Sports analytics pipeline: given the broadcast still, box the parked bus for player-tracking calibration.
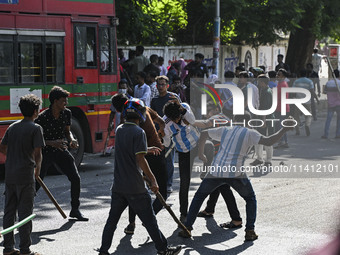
[0,0,119,169]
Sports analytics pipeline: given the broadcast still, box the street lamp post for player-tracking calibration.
[212,0,220,77]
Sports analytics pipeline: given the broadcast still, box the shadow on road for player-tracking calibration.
[31,220,76,244]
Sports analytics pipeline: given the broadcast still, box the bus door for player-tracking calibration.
[98,25,118,137]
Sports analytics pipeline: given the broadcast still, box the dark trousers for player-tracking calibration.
[36,150,81,209]
[203,184,242,221]
[178,141,214,216]
[311,96,317,119]
[128,152,168,223]
[3,183,35,254]
[99,191,167,253]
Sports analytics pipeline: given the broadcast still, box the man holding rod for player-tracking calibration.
[0,94,44,255]
[35,86,88,221]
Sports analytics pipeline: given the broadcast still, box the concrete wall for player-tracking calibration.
[118,42,288,78]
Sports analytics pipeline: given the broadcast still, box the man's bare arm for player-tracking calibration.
[136,153,159,193]
[65,126,78,149]
[34,147,42,179]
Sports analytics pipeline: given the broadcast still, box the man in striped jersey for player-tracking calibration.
[194,102,242,228]
[163,100,214,223]
[178,112,294,241]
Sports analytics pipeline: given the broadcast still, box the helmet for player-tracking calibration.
[122,98,146,122]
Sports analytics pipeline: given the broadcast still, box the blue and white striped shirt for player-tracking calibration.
[208,126,261,178]
[163,103,199,153]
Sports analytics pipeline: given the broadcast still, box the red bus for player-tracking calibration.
[0,0,119,168]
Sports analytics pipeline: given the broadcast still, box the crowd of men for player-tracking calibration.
[1,45,339,255]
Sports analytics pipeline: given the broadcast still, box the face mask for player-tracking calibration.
[118,89,127,95]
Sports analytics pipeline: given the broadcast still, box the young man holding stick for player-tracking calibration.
[98,98,181,255]
[0,94,45,255]
[35,86,88,221]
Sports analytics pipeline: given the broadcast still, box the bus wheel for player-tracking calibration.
[70,117,85,167]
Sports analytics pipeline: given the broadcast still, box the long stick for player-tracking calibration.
[143,177,191,236]
[102,130,111,156]
[36,176,67,219]
[325,56,340,93]
[0,214,36,237]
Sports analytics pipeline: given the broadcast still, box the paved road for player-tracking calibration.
[0,109,339,255]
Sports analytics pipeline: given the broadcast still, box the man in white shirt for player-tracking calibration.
[238,71,259,112]
[163,100,214,223]
[179,113,294,241]
[321,69,340,139]
[312,48,323,74]
[134,71,151,107]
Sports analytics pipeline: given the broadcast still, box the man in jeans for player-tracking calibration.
[151,75,181,193]
[163,100,214,223]
[98,98,181,255]
[178,113,294,241]
[321,69,340,139]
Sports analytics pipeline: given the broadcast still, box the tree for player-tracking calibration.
[286,0,340,74]
[115,0,340,72]
[178,0,340,73]
[175,0,213,45]
[116,0,187,45]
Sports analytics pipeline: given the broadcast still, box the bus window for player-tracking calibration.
[0,36,14,84]
[75,25,96,68]
[99,26,117,74]
[18,41,43,83]
[46,37,64,83]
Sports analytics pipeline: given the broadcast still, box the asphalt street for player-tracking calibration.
[0,108,339,255]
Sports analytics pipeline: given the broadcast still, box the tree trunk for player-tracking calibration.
[285,5,318,76]
[286,29,315,75]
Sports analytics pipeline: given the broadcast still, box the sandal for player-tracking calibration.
[4,249,20,255]
[219,221,242,229]
[197,210,214,218]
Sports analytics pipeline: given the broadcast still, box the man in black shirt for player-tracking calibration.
[275,54,290,73]
[184,53,209,78]
[35,86,88,221]
[143,54,161,76]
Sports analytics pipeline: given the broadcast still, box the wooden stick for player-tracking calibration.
[102,130,111,156]
[325,56,340,93]
[36,176,67,219]
[143,177,191,236]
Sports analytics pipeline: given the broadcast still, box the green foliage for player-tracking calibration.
[116,0,340,46]
[116,0,186,45]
